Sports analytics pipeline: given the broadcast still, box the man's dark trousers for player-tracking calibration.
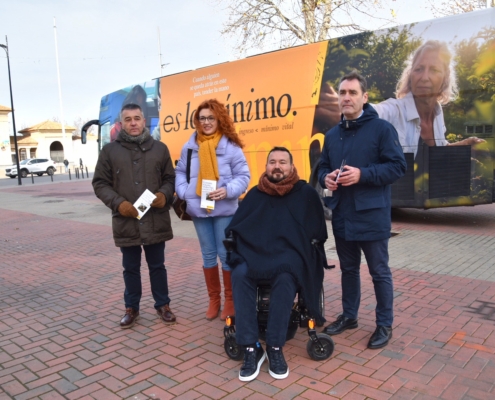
[335,237,393,327]
[231,262,298,347]
[121,241,170,311]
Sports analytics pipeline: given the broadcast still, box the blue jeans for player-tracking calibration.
[335,237,393,327]
[121,241,170,311]
[231,261,298,347]
[192,216,233,271]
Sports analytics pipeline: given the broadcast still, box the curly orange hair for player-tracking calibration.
[194,99,244,148]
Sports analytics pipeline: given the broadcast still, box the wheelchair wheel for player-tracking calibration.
[224,333,244,361]
[306,334,334,361]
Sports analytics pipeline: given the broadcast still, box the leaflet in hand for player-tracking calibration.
[133,189,157,220]
[200,179,216,210]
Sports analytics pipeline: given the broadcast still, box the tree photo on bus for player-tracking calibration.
[81,7,495,210]
[312,10,495,208]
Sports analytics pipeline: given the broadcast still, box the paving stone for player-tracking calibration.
[58,368,85,384]
[1,181,495,399]
[49,378,78,395]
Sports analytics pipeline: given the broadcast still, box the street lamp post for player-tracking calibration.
[1,35,22,186]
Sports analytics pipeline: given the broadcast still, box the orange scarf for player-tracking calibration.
[196,131,222,196]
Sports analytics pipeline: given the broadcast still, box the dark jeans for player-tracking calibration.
[231,262,297,347]
[335,236,393,327]
[121,241,170,311]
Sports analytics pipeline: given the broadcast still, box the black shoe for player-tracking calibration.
[266,346,289,379]
[368,326,392,349]
[323,315,358,335]
[120,308,139,329]
[239,343,266,382]
[156,304,177,325]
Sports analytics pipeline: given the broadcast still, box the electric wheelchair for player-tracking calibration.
[222,232,335,362]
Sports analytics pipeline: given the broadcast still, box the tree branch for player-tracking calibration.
[215,0,403,55]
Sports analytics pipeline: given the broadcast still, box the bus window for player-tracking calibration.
[100,122,111,148]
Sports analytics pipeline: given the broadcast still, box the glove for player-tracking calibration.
[151,192,166,208]
[118,201,139,218]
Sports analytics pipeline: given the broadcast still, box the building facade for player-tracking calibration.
[0,110,98,177]
[0,105,12,168]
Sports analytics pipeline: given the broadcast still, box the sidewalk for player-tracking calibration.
[1,180,494,399]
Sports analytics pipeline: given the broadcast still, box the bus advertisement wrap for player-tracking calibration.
[98,81,160,148]
[312,8,495,208]
[87,8,495,209]
[159,41,327,184]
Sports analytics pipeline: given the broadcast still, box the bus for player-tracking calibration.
[82,7,495,209]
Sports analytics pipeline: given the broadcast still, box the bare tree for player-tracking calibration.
[18,122,30,131]
[72,117,96,137]
[215,0,397,56]
[48,116,82,138]
[428,0,493,17]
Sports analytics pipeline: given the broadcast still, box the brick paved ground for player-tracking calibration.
[1,180,494,399]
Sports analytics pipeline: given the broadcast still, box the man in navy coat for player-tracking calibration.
[318,71,406,349]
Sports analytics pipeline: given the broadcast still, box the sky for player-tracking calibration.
[0,0,479,132]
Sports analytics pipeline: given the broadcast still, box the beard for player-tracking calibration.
[266,169,286,183]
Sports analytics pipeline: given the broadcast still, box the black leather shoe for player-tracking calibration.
[367,326,392,349]
[120,308,139,329]
[323,315,358,335]
[157,304,177,325]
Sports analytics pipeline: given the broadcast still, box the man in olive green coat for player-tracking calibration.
[92,103,176,329]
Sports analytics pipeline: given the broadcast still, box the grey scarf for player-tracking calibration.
[120,127,151,144]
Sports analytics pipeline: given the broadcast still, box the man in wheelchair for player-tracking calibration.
[224,147,328,382]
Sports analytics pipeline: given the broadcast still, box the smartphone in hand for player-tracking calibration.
[335,159,346,181]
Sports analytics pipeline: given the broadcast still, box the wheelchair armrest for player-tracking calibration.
[311,239,335,269]
[223,230,236,252]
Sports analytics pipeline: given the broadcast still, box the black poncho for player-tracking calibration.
[225,180,328,323]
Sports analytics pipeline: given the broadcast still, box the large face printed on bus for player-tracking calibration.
[121,108,146,136]
[338,79,368,120]
[266,150,293,183]
[410,49,446,99]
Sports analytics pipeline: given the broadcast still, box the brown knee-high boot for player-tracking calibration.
[221,269,235,320]
[204,266,221,320]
